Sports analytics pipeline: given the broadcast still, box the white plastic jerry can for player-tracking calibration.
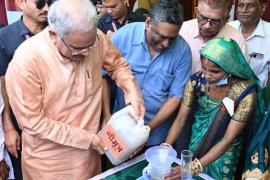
[99,105,150,165]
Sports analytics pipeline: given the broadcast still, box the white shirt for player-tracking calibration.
[0,81,14,179]
[229,19,270,88]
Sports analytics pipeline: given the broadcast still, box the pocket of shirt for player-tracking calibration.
[157,71,175,93]
[249,53,264,75]
[86,68,102,95]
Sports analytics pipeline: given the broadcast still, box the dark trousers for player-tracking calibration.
[8,150,23,180]
[9,112,23,180]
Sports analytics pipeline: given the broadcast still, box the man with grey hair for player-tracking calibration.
[180,0,247,74]
[110,0,192,147]
[229,0,270,90]
[5,0,144,179]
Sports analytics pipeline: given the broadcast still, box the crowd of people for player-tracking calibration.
[0,0,269,179]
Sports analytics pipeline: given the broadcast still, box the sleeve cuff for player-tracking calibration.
[169,93,182,99]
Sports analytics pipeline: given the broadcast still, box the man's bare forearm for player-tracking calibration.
[148,97,181,130]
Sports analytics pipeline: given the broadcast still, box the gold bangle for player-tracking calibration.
[192,158,203,176]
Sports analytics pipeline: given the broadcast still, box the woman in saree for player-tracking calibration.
[164,38,264,180]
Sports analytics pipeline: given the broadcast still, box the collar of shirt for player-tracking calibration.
[17,16,34,38]
[132,23,145,46]
[246,19,265,40]
[132,23,176,53]
[233,19,265,40]
[191,20,201,39]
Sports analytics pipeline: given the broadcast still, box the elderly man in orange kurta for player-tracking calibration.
[5,0,145,179]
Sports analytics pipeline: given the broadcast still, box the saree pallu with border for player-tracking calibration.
[242,104,270,179]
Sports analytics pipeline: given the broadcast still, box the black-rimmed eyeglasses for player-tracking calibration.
[197,13,224,26]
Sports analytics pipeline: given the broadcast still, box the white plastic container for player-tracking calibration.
[99,106,150,165]
[145,146,177,180]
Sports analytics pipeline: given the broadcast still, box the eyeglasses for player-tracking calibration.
[61,35,99,56]
[35,0,55,9]
[197,13,224,26]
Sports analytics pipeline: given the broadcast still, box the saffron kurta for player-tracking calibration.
[5,28,136,180]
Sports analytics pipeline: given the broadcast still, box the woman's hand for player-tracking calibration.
[164,165,181,180]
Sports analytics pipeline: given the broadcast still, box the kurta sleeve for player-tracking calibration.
[100,31,141,100]
[5,58,93,150]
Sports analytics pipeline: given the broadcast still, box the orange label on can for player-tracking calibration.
[100,124,127,158]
